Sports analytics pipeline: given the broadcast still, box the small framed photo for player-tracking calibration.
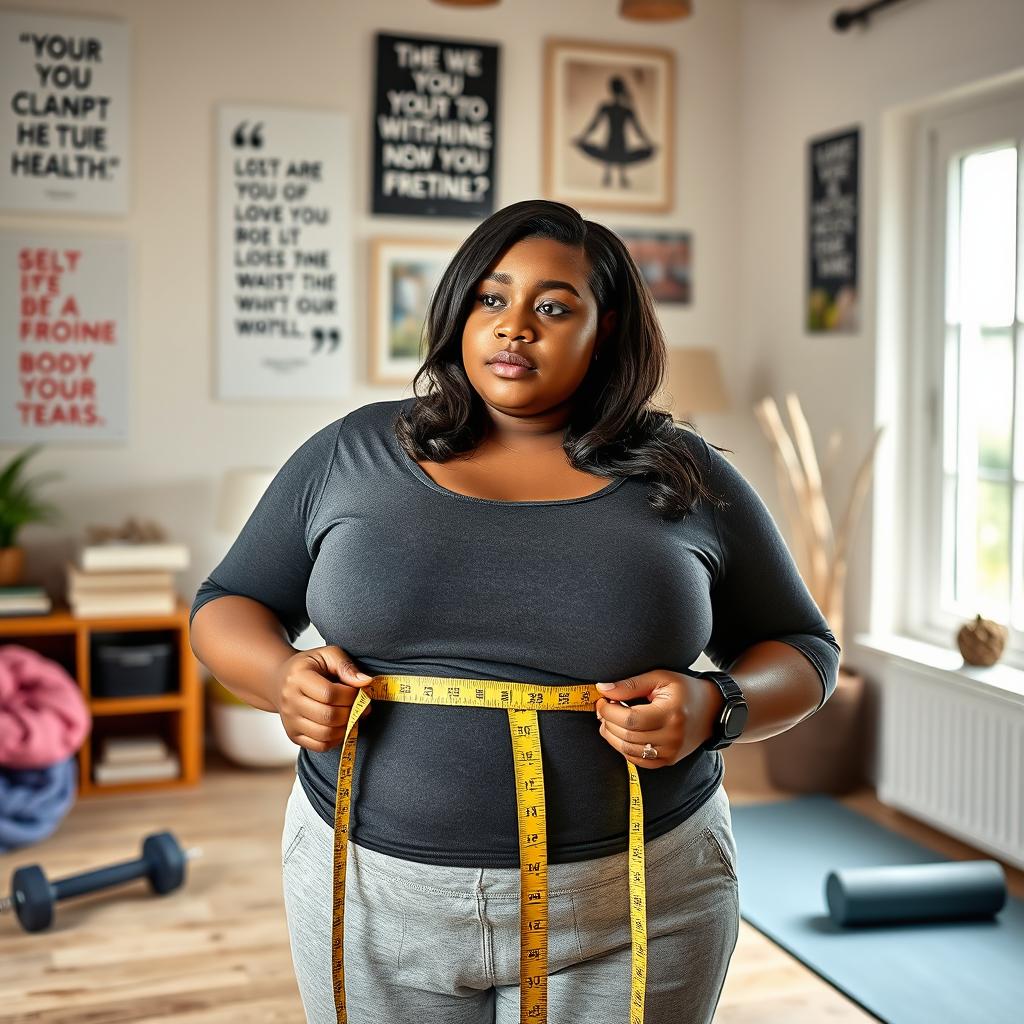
[544,38,674,213]
[616,229,692,304]
[368,237,458,387]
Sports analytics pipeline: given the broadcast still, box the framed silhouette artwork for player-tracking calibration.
[543,38,674,214]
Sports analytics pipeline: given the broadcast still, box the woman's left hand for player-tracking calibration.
[594,670,721,768]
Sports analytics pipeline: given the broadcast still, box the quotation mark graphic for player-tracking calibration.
[232,121,265,148]
[312,328,341,352]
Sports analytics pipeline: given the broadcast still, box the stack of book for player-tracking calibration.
[0,584,52,617]
[93,734,180,785]
[67,540,190,617]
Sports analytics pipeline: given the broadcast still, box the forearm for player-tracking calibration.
[713,639,824,743]
[189,595,296,713]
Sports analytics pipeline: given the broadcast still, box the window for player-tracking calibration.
[914,90,1023,666]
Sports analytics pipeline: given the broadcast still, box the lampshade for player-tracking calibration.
[621,0,693,20]
[215,467,275,535]
[656,346,730,421]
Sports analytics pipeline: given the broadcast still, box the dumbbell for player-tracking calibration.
[0,830,202,932]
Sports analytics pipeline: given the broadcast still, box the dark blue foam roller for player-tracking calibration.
[825,860,1007,927]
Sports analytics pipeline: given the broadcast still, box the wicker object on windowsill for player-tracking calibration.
[956,614,1008,667]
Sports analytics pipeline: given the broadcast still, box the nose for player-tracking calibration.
[494,322,535,342]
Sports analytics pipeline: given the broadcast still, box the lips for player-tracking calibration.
[488,349,535,369]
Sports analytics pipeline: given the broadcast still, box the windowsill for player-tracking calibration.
[852,631,1024,703]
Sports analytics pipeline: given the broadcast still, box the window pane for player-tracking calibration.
[958,146,1017,328]
[1017,329,1024,482]
[946,139,1020,625]
[1014,479,1024,631]
[975,478,1012,612]
[976,327,1014,474]
[943,324,959,475]
[953,322,1015,614]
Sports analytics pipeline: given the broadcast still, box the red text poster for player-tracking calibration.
[1,232,131,442]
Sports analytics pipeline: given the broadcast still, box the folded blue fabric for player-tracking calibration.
[0,757,78,852]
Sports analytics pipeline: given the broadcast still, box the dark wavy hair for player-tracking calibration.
[393,198,731,521]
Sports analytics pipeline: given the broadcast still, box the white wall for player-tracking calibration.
[0,0,741,605]
[4,0,1024,671]
[732,0,1024,666]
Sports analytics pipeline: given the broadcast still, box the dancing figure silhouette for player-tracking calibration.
[572,75,657,188]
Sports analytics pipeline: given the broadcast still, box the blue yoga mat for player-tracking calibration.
[729,793,1024,1024]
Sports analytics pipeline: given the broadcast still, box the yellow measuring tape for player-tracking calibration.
[329,674,649,1024]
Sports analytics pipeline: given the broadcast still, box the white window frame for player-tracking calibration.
[905,89,1024,669]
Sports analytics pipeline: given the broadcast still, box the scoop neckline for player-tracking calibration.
[400,446,626,507]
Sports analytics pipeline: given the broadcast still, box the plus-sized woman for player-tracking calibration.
[190,198,841,1024]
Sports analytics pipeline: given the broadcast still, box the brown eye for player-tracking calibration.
[538,302,568,316]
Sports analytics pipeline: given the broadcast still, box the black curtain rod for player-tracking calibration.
[833,0,914,31]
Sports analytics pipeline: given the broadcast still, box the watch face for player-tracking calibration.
[723,702,748,739]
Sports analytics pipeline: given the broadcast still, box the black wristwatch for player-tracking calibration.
[698,670,749,751]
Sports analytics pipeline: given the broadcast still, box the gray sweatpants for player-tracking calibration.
[280,772,740,1024]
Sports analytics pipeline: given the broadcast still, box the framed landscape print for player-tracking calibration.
[617,229,692,304]
[368,237,457,386]
[544,38,674,213]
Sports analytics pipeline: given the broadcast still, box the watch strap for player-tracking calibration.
[697,669,747,752]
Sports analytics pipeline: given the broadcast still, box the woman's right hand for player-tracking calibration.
[271,645,376,753]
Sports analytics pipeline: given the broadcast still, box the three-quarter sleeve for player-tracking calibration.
[189,415,346,645]
[697,435,842,712]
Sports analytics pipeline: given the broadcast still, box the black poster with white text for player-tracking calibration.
[372,31,499,219]
[807,126,860,333]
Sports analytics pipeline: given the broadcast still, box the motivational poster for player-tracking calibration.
[216,105,354,400]
[372,31,499,219]
[0,232,132,443]
[0,10,130,215]
[807,126,860,333]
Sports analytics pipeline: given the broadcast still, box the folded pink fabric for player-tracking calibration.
[0,644,91,768]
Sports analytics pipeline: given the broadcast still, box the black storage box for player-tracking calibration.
[91,632,176,697]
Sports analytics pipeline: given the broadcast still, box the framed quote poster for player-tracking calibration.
[0,9,130,215]
[0,231,132,443]
[368,237,458,387]
[807,126,860,333]
[544,38,674,213]
[216,104,354,400]
[372,31,500,219]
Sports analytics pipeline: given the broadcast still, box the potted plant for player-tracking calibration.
[0,444,64,587]
[751,393,885,794]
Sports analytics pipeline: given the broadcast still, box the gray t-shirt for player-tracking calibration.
[190,396,840,867]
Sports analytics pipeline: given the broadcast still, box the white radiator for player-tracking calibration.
[877,658,1024,870]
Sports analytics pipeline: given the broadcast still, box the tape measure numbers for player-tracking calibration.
[330,675,649,1024]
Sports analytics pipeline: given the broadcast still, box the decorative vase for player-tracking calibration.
[762,665,868,795]
[0,546,25,586]
[206,675,297,767]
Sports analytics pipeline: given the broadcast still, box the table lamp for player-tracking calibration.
[656,346,731,425]
[215,468,275,536]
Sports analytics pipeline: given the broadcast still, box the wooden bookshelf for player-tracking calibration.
[0,597,203,795]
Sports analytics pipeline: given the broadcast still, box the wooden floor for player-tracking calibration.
[1,743,1020,1023]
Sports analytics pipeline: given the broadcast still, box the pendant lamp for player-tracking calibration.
[621,0,693,19]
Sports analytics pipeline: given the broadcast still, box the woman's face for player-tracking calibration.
[462,237,616,423]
